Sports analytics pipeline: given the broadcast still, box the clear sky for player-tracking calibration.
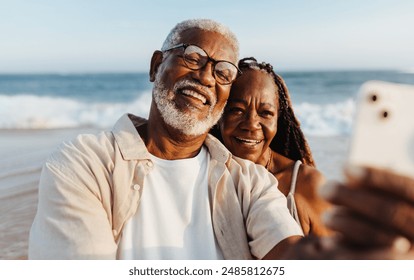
[1,0,413,73]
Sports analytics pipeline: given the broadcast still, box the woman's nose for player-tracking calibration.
[240,112,261,130]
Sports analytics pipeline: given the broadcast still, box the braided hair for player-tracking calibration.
[235,57,316,167]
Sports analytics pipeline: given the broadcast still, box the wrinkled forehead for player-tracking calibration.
[231,68,279,99]
[177,28,238,64]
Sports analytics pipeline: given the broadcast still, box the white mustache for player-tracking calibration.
[173,79,216,106]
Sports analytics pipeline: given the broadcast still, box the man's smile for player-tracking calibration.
[178,88,208,105]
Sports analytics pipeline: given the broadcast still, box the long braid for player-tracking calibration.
[238,57,316,167]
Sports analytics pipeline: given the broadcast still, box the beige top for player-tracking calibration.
[28,113,302,260]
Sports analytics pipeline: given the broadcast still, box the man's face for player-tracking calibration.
[151,29,238,136]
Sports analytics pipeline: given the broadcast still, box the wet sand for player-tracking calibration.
[0,128,100,260]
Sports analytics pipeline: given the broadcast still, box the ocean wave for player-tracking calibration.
[398,68,414,74]
[294,98,355,136]
[0,94,355,136]
[0,93,152,129]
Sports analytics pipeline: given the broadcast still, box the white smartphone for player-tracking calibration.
[347,80,414,178]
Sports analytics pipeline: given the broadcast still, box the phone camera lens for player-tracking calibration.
[382,110,389,119]
[370,94,378,102]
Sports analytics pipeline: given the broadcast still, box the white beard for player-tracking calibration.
[152,72,224,136]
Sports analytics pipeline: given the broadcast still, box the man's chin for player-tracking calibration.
[161,111,211,136]
[173,99,214,121]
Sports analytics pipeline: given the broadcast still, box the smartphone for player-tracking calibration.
[347,80,414,178]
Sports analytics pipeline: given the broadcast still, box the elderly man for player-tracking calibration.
[29,19,303,260]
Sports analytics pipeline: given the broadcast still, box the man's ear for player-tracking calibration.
[149,50,163,82]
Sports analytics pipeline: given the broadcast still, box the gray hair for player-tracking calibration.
[161,19,239,59]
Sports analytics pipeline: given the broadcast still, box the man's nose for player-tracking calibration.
[193,62,216,87]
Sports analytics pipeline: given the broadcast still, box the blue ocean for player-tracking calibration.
[1,71,414,136]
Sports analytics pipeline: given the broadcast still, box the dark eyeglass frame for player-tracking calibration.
[163,43,242,85]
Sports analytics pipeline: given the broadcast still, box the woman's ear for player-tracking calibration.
[149,50,163,82]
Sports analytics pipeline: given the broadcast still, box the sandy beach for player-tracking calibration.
[0,127,101,260]
[0,128,349,260]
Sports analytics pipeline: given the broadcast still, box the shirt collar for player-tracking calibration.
[112,113,232,164]
[204,133,232,164]
[112,113,150,160]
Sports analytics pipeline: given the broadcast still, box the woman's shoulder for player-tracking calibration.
[295,164,331,236]
[272,152,325,194]
[272,152,295,174]
[297,164,325,191]
[294,164,326,206]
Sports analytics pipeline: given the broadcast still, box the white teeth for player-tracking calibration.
[181,89,207,104]
[235,137,262,145]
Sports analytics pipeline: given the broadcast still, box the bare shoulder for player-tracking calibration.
[295,164,328,208]
[295,164,331,236]
[297,164,326,194]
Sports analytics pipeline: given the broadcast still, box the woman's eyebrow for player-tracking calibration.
[227,98,247,105]
[259,102,277,109]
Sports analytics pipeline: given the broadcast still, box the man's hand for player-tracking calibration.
[280,166,414,260]
[319,166,414,254]
[281,235,414,260]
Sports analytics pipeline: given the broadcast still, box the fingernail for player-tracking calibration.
[345,164,366,179]
[318,181,339,200]
[393,237,411,253]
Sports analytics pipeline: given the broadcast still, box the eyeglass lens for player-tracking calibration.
[183,45,237,84]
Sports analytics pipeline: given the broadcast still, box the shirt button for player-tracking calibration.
[132,184,141,191]
[146,161,153,167]
[112,229,118,236]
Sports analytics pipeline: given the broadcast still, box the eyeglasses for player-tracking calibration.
[163,43,241,85]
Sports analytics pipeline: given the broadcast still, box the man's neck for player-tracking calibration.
[140,113,207,160]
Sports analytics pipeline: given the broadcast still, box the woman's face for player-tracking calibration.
[219,69,279,165]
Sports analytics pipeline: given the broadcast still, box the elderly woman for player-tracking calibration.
[211,57,330,236]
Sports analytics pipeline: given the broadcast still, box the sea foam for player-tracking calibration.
[295,98,355,136]
[0,93,152,129]
[0,94,355,136]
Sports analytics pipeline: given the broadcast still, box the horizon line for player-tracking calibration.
[0,68,411,75]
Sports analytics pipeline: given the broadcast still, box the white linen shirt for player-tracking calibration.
[28,113,303,259]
